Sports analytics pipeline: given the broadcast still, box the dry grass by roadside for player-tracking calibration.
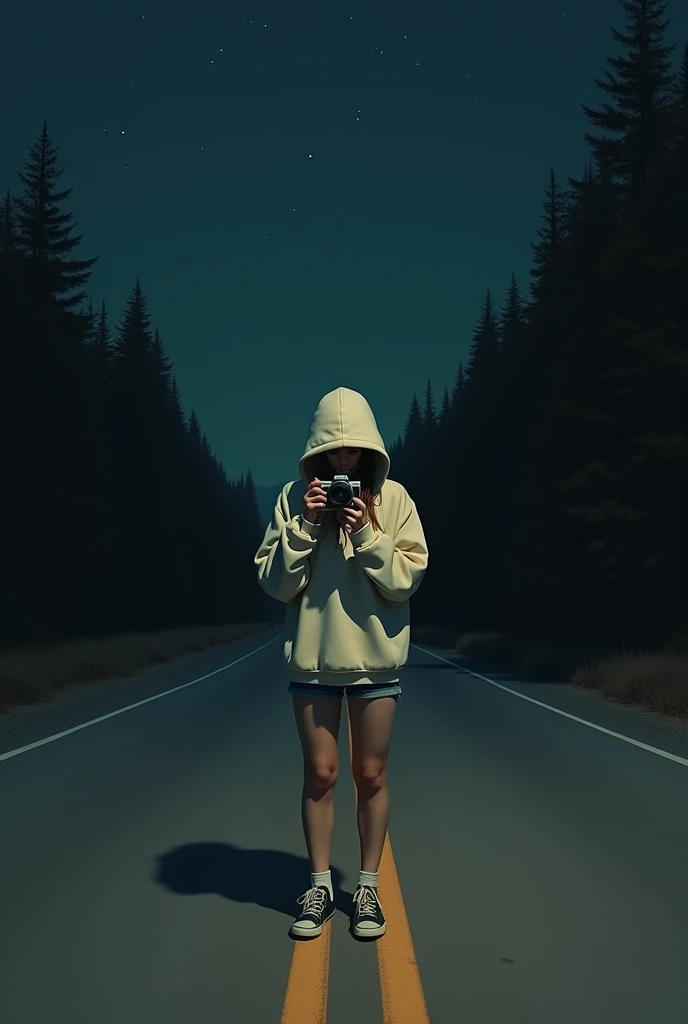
[0,622,276,711]
[572,652,688,718]
[412,624,688,719]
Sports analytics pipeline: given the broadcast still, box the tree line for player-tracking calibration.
[0,128,270,650]
[2,0,685,653]
[392,0,688,647]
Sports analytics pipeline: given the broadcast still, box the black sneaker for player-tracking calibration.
[290,885,336,938]
[351,884,386,938]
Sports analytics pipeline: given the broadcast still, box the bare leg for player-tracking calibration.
[348,696,398,873]
[292,696,342,873]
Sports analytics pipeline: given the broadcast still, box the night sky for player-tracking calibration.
[3,1,688,488]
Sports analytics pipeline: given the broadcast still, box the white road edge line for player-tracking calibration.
[0,633,283,763]
[411,643,688,769]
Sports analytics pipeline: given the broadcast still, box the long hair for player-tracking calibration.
[307,448,383,543]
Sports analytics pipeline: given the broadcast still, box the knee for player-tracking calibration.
[305,760,338,791]
[352,758,387,793]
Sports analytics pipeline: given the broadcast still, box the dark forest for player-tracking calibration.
[1,0,686,654]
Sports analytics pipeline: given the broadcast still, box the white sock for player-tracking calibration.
[311,869,333,900]
[358,870,378,889]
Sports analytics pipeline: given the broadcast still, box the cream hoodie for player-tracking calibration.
[254,387,429,686]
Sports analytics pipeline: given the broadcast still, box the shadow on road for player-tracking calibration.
[154,842,351,917]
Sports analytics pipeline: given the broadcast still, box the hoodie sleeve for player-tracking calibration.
[349,489,428,603]
[254,486,321,604]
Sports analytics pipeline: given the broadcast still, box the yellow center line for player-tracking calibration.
[376,836,430,1024]
[279,910,332,1024]
[279,699,430,1024]
[347,702,431,1024]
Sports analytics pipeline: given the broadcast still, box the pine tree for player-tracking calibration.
[445,362,467,538]
[95,301,113,372]
[422,378,437,431]
[0,190,15,260]
[1,130,117,639]
[438,387,451,436]
[382,4,687,642]
[529,167,570,309]
[237,468,268,620]
[674,43,688,178]
[391,393,425,518]
[499,166,625,632]
[456,292,507,621]
[13,123,97,307]
[669,43,688,340]
[498,273,528,352]
[450,362,465,417]
[1,126,269,642]
[464,291,500,399]
[403,394,424,467]
[517,168,574,452]
[387,435,404,480]
[581,0,676,203]
[188,409,202,449]
[151,328,173,403]
[183,409,217,624]
[112,278,153,387]
[168,377,187,441]
[495,273,529,460]
[110,280,182,628]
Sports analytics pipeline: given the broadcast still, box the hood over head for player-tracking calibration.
[299,387,390,495]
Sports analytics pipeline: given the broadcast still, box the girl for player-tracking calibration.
[254,386,428,940]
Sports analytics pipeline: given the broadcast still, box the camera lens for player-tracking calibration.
[328,480,352,506]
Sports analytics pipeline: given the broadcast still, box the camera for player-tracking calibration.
[320,474,361,510]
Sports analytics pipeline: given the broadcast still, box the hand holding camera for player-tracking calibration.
[303,478,327,524]
[303,475,368,533]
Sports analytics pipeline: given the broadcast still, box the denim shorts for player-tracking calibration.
[288,680,402,700]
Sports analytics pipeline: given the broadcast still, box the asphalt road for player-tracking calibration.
[1,624,687,1024]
